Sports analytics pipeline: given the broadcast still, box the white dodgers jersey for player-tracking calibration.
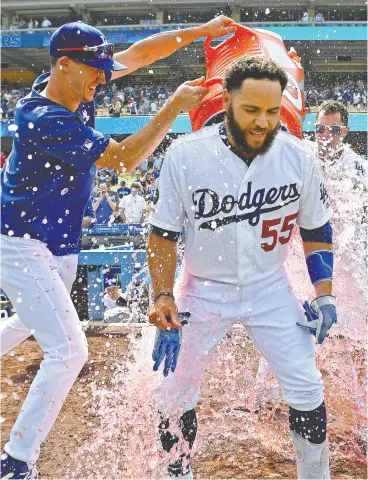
[150,123,332,288]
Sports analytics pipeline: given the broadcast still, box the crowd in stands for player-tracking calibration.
[88,155,163,227]
[1,78,367,121]
[304,78,367,110]
[7,16,52,31]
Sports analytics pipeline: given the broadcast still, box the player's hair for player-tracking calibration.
[317,100,349,126]
[224,55,288,93]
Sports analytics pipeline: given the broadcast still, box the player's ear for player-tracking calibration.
[223,89,231,111]
[58,56,70,71]
[342,125,350,138]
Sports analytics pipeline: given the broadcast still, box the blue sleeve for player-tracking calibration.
[34,112,110,172]
[84,197,95,218]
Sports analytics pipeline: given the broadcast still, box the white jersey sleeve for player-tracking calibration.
[297,152,332,230]
[150,147,186,233]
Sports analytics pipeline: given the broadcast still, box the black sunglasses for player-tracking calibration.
[57,43,114,60]
[315,124,345,135]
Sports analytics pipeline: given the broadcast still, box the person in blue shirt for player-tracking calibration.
[92,182,117,224]
[117,180,131,199]
[0,17,235,478]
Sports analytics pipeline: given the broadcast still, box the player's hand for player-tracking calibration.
[151,312,191,376]
[201,15,237,38]
[171,78,209,112]
[149,295,182,330]
[298,295,337,344]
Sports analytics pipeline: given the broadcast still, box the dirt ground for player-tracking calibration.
[1,326,367,479]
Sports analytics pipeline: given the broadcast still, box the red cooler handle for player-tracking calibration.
[202,77,223,88]
[203,23,256,59]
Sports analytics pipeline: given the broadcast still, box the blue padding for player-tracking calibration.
[300,222,333,243]
[305,250,333,285]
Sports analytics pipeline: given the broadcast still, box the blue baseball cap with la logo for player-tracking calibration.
[49,21,127,72]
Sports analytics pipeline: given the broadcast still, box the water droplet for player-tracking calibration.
[61,188,69,195]
[8,230,14,236]
[33,187,38,192]
[16,297,23,303]
[15,431,23,438]
[45,162,51,168]
[42,218,48,224]
[8,124,18,132]
[18,356,25,362]
[28,154,33,159]
[176,36,182,43]
[265,8,270,14]
[23,233,30,240]
[58,218,63,224]
[28,122,34,129]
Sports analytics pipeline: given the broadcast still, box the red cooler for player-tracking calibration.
[189,23,308,139]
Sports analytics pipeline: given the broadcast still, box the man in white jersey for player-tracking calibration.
[254,100,368,406]
[147,56,337,479]
[308,99,368,189]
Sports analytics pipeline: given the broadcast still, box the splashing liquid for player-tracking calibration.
[68,171,366,477]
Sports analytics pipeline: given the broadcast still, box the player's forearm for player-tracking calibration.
[114,25,206,67]
[99,98,181,172]
[303,241,333,296]
[147,233,178,298]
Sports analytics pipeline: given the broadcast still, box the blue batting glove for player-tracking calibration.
[298,295,337,344]
[152,312,190,376]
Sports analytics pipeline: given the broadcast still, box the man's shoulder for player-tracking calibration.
[275,131,316,161]
[17,95,78,129]
[167,124,220,156]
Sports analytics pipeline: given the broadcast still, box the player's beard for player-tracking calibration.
[225,104,281,160]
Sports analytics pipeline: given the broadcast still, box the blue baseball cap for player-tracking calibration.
[49,21,127,72]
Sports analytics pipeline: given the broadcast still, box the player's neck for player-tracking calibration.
[43,75,80,113]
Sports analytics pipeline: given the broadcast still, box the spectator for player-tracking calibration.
[141,97,151,115]
[97,167,111,183]
[144,170,153,183]
[127,99,138,114]
[103,277,126,311]
[153,155,163,170]
[140,157,149,174]
[150,100,158,115]
[104,178,119,204]
[353,90,362,108]
[301,12,309,23]
[152,164,161,179]
[92,183,117,225]
[146,177,157,202]
[41,17,52,28]
[110,169,119,186]
[117,180,131,199]
[112,100,122,117]
[90,176,99,199]
[134,171,143,184]
[315,12,325,22]
[119,182,147,224]
[27,19,35,33]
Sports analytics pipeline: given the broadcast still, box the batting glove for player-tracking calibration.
[152,312,190,377]
[298,295,337,344]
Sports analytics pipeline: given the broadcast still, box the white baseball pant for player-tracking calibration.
[0,234,87,464]
[153,273,324,414]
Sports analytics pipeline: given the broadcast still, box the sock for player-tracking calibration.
[159,409,197,475]
[289,401,327,444]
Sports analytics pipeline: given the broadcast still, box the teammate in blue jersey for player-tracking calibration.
[0,18,235,478]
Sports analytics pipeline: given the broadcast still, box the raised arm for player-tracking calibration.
[111,16,235,80]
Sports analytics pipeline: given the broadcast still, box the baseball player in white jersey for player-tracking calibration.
[0,17,236,479]
[147,56,336,479]
[254,99,368,406]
